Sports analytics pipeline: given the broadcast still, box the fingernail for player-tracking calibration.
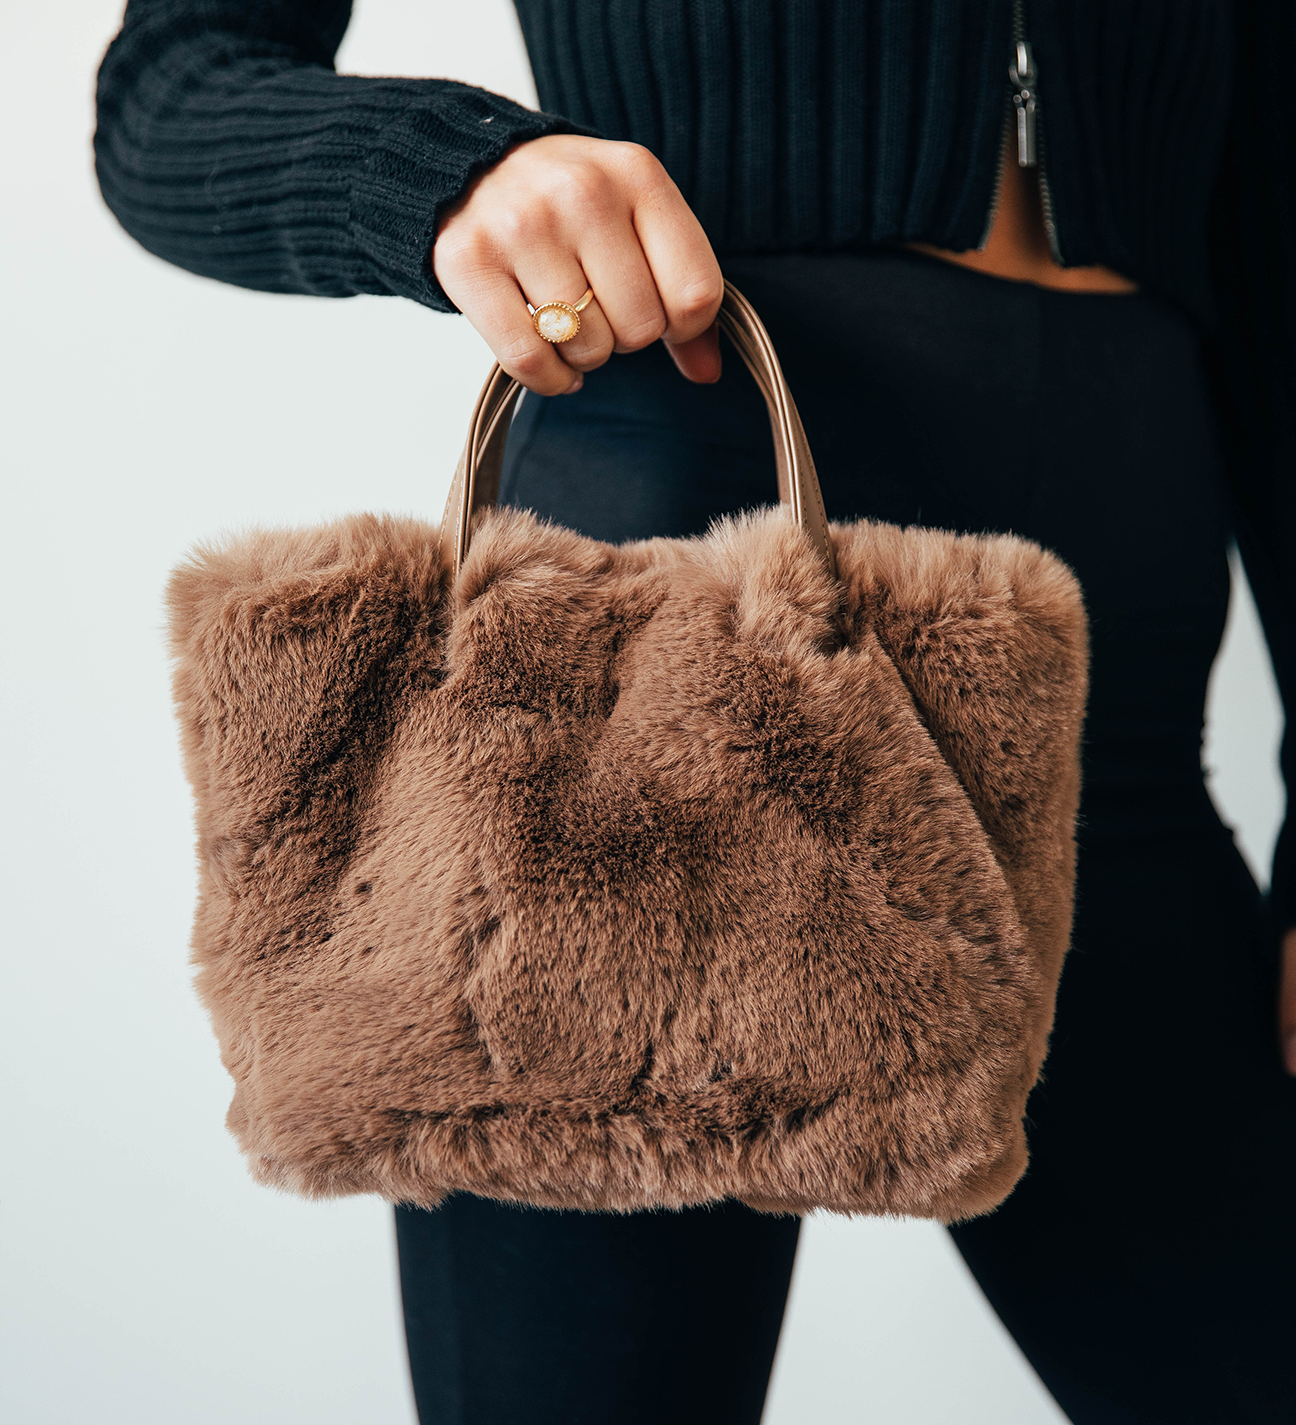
[1284,1030,1296,1076]
[563,374,583,395]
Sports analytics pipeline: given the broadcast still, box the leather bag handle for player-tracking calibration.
[438,280,838,578]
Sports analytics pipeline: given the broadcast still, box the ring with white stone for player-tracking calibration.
[528,287,594,343]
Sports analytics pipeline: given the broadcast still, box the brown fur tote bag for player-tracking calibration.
[168,284,1087,1220]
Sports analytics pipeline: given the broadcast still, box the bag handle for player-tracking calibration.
[438,280,838,578]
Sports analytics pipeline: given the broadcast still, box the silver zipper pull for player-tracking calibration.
[1009,40,1038,167]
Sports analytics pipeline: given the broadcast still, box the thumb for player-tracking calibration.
[663,322,722,384]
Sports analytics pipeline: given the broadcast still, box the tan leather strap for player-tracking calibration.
[438,280,838,578]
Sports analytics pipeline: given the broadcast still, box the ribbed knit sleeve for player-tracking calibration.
[1207,0,1296,937]
[94,0,595,311]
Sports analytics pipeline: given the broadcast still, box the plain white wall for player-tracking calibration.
[1,2,1283,1423]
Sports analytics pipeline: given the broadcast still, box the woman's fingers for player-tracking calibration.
[512,257,615,374]
[577,236,668,356]
[620,143,723,382]
[1280,927,1296,1074]
[432,134,725,393]
[664,324,722,384]
[553,154,669,355]
[623,144,725,345]
[540,293,614,374]
[437,248,583,396]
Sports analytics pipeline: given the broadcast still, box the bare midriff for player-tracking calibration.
[909,156,1138,294]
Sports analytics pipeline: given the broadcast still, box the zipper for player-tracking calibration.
[979,0,1062,260]
[1009,36,1038,166]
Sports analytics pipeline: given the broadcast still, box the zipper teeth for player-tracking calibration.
[1036,126,1062,262]
[1007,0,1063,262]
[977,134,1009,252]
[980,0,1026,251]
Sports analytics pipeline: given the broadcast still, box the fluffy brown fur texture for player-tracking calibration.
[168,505,1087,1220]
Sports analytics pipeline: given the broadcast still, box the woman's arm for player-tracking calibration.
[95,1,724,394]
[1206,0,1296,1071]
[94,0,590,310]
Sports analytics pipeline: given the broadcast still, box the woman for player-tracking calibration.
[95,2,1296,1422]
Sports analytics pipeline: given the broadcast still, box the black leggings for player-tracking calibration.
[396,251,1296,1425]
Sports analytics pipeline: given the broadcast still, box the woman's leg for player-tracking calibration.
[950,826,1296,1425]
[395,1197,799,1425]
[944,282,1296,1425]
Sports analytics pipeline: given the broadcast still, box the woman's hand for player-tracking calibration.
[1282,927,1296,1074]
[433,134,724,396]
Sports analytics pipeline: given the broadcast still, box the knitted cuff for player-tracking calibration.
[348,80,598,313]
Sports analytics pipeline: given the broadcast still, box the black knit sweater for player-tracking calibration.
[96,0,1238,319]
[95,0,1296,931]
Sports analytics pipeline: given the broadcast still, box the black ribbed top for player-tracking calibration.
[93,0,1296,932]
[96,0,1235,318]
[516,0,1231,317]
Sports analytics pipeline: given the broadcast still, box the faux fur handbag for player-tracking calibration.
[168,284,1087,1220]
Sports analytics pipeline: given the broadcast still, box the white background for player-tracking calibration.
[1,2,1284,1422]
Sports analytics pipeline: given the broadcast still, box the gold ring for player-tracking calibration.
[529,287,594,343]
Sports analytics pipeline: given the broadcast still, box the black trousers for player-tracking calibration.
[396,252,1296,1424]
